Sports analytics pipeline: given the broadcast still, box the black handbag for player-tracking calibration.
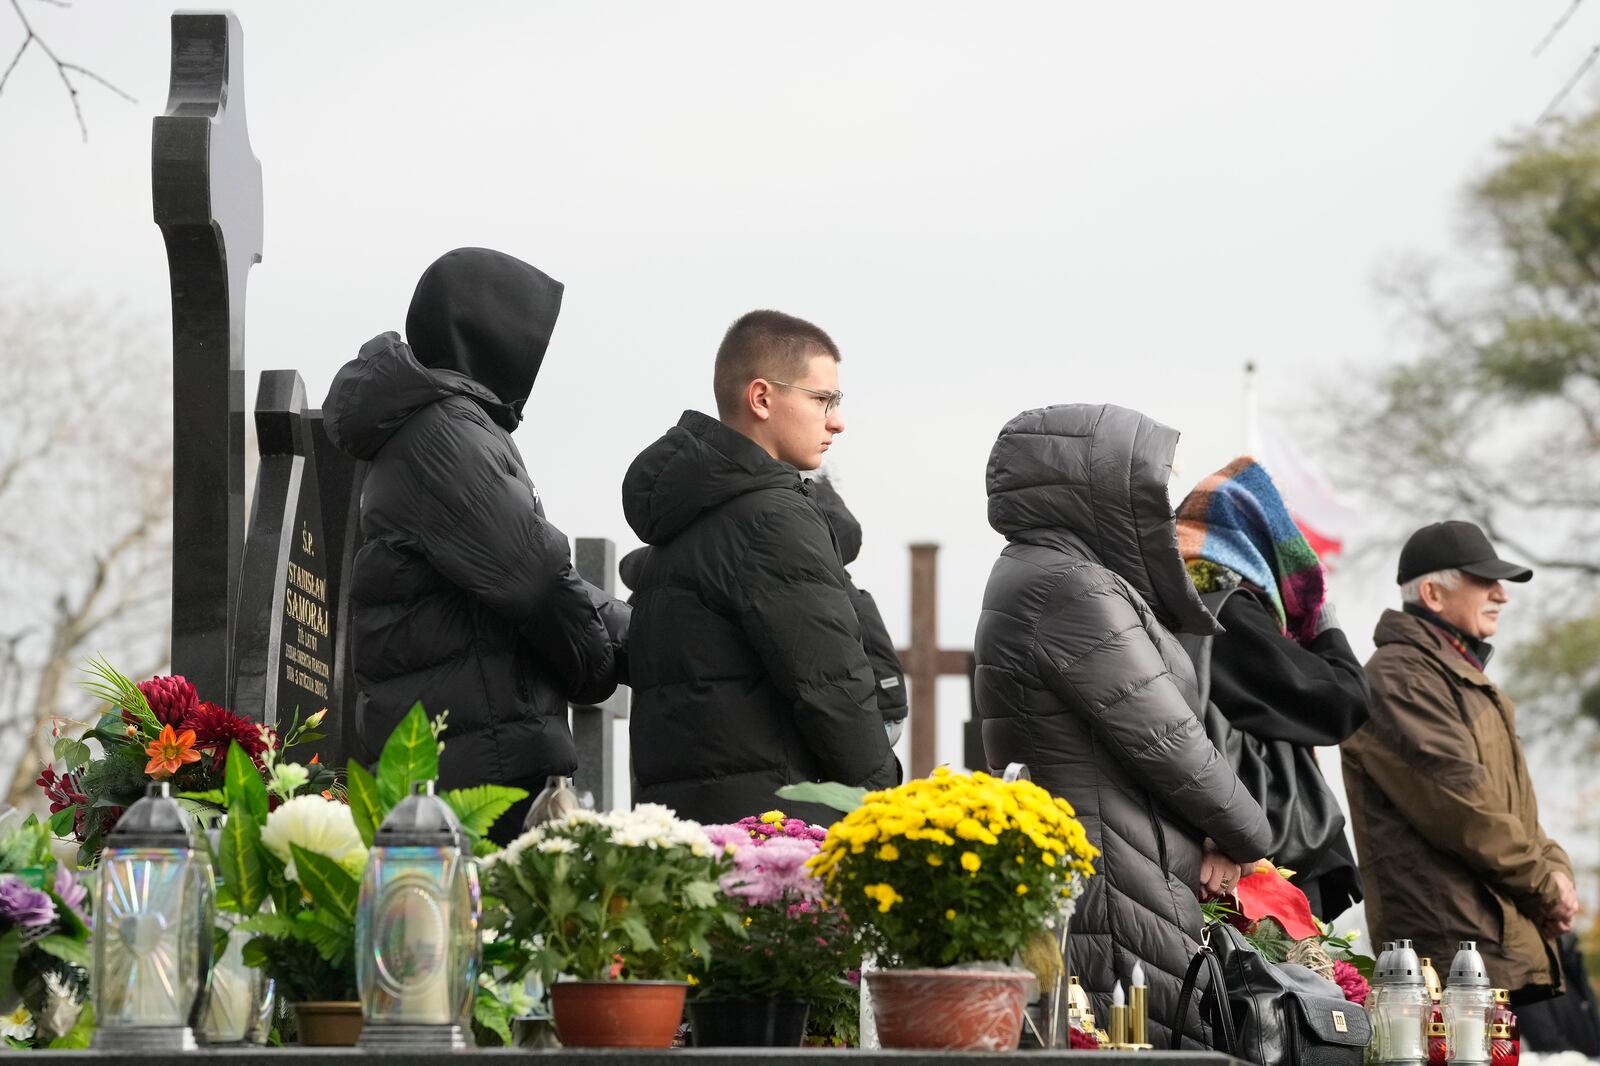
[1183,587,1349,874]
[1173,922,1371,1066]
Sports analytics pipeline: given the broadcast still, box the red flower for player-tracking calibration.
[182,701,272,772]
[1332,960,1369,1005]
[1069,1026,1100,1050]
[35,766,86,813]
[1233,869,1320,941]
[136,675,199,726]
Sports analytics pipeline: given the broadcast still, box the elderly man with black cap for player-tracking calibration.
[1342,521,1579,1019]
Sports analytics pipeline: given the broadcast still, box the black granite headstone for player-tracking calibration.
[234,371,333,733]
[305,410,366,767]
[152,11,263,702]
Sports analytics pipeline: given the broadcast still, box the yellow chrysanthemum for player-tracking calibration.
[1016,883,1029,895]
[960,851,981,873]
[945,908,957,920]
[761,810,786,824]
[878,843,899,862]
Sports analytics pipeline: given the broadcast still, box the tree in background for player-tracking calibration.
[0,289,171,804]
[1331,107,1600,743]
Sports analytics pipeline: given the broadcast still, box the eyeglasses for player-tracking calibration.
[768,379,844,415]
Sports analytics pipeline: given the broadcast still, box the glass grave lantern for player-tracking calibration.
[92,781,215,1051]
[356,781,477,1049]
[198,816,275,1045]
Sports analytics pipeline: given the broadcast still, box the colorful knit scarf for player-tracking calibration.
[1175,457,1327,646]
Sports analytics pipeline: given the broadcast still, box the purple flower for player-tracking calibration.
[702,824,751,853]
[0,876,56,928]
[720,836,823,905]
[52,864,86,923]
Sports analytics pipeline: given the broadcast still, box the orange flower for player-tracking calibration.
[144,724,202,779]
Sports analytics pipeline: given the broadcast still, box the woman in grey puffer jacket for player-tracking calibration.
[974,404,1272,1049]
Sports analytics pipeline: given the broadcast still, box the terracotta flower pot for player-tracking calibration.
[294,1001,364,1047]
[688,997,810,1047]
[550,980,688,1048]
[867,967,1033,1051]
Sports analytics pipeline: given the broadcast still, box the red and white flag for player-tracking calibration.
[1255,422,1350,567]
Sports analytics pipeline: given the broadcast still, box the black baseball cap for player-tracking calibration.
[1396,521,1533,585]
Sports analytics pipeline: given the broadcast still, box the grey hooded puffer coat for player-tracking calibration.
[974,404,1271,1049]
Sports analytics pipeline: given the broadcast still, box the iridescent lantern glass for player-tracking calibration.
[356,781,476,1049]
[92,782,215,1051]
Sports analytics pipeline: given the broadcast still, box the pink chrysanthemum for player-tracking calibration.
[1332,959,1369,1005]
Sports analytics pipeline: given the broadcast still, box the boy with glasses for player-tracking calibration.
[621,310,897,825]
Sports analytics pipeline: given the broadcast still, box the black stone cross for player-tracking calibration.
[152,12,263,702]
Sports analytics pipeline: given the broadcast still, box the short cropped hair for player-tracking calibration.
[713,310,841,419]
[1400,567,1461,606]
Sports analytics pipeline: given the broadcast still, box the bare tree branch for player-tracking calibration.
[1,0,135,141]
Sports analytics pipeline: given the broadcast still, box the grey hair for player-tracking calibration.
[1400,567,1462,606]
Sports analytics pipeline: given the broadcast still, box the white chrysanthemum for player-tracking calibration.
[1,1005,34,1041]
[260,794,366,880]
[535,837,577,854]
[267,761,310,800]
[482,825,545,868]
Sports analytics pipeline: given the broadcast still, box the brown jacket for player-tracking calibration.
[1342,609,1570,997]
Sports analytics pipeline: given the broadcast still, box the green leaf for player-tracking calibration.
[473,992,514,1046]
[442,785,529,840]
[376,702,438,807]
[177,789,227,806]
[303,908,353,964]
[290,844,359,924]
[774,780,866,815]
[345,762,382,848]
[35,934,92,968]
[241,938,270,969]
[52,737,91,771]
[683,879,720,909]
[47,1002,93,1049]
[47,809,75,838]
[618,915,655,954]
[217,802,268,914]
[0,928,22,994]
[224,740,268,823]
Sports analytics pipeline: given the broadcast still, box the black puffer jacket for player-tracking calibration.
[622,411,898,826]
[809,477,908,727]
[974,404,1271,1049]
[324,249,624,838]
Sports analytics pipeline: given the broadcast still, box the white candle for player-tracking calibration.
[1449,1016,1488,1063]
[1131,962,1146,988]
[1112,980,1125,1007]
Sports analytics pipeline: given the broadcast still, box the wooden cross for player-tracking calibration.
[895,543,973,779]
[152,12,264,702]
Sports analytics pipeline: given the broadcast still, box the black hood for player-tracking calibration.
[809,476,862,565]
[322,332,513,459]
[986,403,1218,636]
[404,247,564,418]
[623,411,800,544]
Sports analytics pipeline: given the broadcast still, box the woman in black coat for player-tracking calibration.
[1175,457,1369,921]
[974,404,1272,1049]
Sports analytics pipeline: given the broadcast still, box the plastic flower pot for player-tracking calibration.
[550,980,688,1048]
[867,968,1033,1051]
[293,1001,363,1046]
[688,998,810,1047]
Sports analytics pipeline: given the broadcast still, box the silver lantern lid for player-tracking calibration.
[106,781,196,848]
[374,781,463,847]
[1447,941,1490,988]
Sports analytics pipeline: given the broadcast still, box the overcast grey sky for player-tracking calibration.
[3,2,1593,796]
